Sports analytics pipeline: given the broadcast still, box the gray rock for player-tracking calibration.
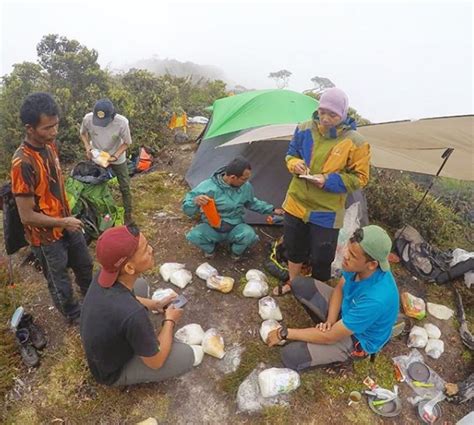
[236,363,290,413]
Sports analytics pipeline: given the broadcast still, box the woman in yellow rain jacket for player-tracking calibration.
[276,88,370,295]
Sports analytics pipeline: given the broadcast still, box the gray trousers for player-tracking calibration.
[281,277,354,371]
[112,278,194,386]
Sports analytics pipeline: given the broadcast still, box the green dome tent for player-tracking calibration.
[186,89,323,225]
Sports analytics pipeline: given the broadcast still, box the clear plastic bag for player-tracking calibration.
[259,320,284,345]
[190,344,204,366]
[151,287,178,302]
[243,279,269,298]
[407,325,428,348]
[170,269,192,289]
[206,275,234,293]
[258,297,283,321]
[159,263,185,282]
[258,368,300,398]
[423,323,441,340]
[195,262,218,280]
[401,292,426,320]
[175,323,205,345]
[331,203,360,276]
[246,269,267,282]
[425,339,444,359]
[202,328,225,359]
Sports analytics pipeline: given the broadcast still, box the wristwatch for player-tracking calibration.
[278,324,288,341]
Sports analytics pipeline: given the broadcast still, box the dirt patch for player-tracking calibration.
[1,143,473,424]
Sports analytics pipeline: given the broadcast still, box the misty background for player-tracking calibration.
[1,0,472,123]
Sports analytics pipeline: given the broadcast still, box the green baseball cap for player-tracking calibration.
[358,225,392,271]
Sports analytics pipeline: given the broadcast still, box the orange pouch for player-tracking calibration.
[201,198,221,228]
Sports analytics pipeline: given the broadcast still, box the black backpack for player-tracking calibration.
[0,182,28,255]
[395,225,473,284]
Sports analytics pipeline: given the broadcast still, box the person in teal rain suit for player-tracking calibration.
[182,157,284,260]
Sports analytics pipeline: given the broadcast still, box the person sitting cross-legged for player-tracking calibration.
[266,225,399,371]
[80,224,194,386]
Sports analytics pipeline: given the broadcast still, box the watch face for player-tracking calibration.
[280,326,288,339]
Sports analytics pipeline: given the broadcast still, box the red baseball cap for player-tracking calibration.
[96,225,140,288]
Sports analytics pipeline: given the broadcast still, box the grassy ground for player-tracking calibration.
[1,148,473,424]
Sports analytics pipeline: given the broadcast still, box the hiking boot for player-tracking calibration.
[15,328,40,368]
[19,313,47,350]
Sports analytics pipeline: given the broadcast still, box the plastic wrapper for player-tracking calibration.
[202,328,225,359]
[401,292,426,320]
[423,323,441,340]
[393,349,446,399]
[190,344,204,366]
[159,263,185,282]
[206,275,234,294]
[195,262,218,280]
[258,296,283,321]
[91,149,110,167]
[258,368,300,398]
[243,279,269,298]
[170,269,192,289]
[331,202,360,275]
[407,325,428,348]
[259,320,284,345]
[427,302,454,320]
[246,269,267,282]
[175,324,205,345]
[151,287,178,302]
[425,339,444,359]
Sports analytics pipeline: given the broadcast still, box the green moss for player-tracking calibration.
[220,340,280,395]
[461,349,472,364]
[0,284,23,399]
[259,405,291,425]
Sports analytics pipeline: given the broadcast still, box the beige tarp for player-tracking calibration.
[219,115,474,181]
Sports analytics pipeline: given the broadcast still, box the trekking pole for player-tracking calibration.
[393,148,454,245]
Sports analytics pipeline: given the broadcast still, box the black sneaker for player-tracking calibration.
[15,328,40,368]
[19,313,47,350]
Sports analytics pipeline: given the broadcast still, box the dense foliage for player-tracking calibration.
[0,34,228,179]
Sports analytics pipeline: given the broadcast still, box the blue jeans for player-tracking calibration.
[32,230,93,321]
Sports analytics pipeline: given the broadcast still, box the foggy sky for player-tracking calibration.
[1,0,472,123]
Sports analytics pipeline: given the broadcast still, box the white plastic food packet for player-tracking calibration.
[175,324,205,345]
[195,262,218,280]
[202,328,225,359]
[90,148,110,168]
[259,320,284,345]
[170,269,192,289]
[407,325,429,348]
[423,323,441,340]
[258,368,300,398]
[151,288,178,302]
[190,345,204,366]
[243,279,269,298]
[258,296,283,321]
[206,275,234,294]
[425,338,444,359]
[159,263,185,282]
[246,269,267,282]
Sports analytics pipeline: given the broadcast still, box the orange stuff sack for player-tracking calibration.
[201,198,221,228]
[136,147,153,172]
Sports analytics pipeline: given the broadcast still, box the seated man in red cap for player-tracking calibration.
[80,224,194,386]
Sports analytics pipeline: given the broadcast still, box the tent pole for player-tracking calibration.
[394,148,454,244]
